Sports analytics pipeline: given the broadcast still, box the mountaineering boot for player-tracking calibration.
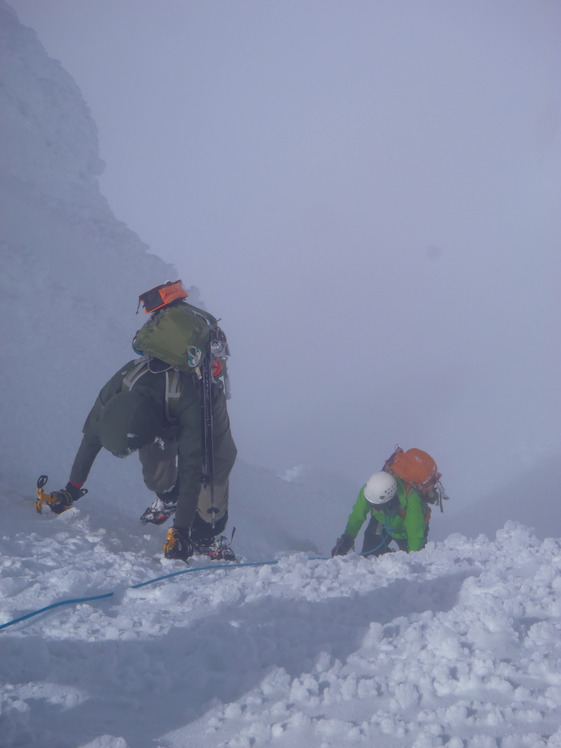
[140,491,178,525]
[192,534,236,562]
[164,527,193,561]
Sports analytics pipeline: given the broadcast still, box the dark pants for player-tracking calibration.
[139,387,237,532]
[190,510,228,542]
[362,516,408,556]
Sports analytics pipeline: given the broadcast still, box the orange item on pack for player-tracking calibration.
[390,448,438,486]
[138,280,188,314]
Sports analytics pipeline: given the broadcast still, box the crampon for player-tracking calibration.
[194,529,237,562]
[140,497,177,525]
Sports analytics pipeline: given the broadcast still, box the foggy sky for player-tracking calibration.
[9,0,561,499]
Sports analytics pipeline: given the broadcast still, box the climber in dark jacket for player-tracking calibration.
[42,356,237,561]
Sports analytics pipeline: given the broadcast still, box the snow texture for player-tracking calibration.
[2,505,561,748]
[1,3,561,746]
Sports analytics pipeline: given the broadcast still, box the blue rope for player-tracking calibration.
[361,530,393,557]
[0,558,289,631]
[0,554,351,631]
[0,592,115,630]
[130,558,280,589]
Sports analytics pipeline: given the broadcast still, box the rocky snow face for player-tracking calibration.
[0,1,175,493]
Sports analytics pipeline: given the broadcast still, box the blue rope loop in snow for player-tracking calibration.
[1,554,367,631]
[0,558,286,631]
[0,592,115,630]
[130,558,279,589]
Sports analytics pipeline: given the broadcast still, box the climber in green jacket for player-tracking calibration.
[331,471,430,557]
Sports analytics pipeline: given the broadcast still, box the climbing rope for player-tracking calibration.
[1,531,405,633]
[0,557,333,631]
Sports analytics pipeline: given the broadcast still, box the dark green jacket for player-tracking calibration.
[69,359,204,510]
[344,477,430,551]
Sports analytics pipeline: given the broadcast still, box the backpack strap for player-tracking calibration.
[165,369,182,422]
[122,357,151,390]
[122,356,182,424]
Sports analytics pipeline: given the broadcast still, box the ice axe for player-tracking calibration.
[35,475,87,513]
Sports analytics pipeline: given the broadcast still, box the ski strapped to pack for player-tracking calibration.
[201,349,216,529]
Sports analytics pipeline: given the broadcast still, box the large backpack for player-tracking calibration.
[134,301,217,371]
[383,446,449,511]
[132,282,228,513]
[132,281,230,395]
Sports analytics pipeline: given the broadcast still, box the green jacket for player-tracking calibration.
[344,477,430,552]
[69,358,205,513]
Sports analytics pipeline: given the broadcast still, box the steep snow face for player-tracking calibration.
[0,1,176,494]
[1,502,560,748]
[0,1,104,212]
[0,9,560,745]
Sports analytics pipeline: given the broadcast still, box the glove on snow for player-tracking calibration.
[49,483,87,513]
[48,489,74,514]
[331,532,354,557]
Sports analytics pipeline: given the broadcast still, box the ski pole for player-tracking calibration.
[201,352,216,529]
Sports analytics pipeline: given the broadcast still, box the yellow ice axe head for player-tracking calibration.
[35,475,71,514]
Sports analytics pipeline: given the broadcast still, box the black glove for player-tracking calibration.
[49,489,74,514]
[49,483,87,514]
[65,482,86,501]
[331,532,354,557]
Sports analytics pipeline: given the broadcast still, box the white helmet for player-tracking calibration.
[363,471,397,506]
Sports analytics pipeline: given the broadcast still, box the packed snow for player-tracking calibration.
[1,3,560,746]
[2,503,561,748]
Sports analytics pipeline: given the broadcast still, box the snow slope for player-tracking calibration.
[1,501,561,748]
[1,4,561,746]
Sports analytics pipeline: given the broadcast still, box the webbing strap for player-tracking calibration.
[122,357,182,424]
[165,369,181,422]
[122,357,151,390]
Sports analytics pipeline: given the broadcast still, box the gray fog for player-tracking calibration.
[10,0,561,506]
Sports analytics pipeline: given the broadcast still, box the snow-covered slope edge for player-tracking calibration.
[1,503,560,747]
